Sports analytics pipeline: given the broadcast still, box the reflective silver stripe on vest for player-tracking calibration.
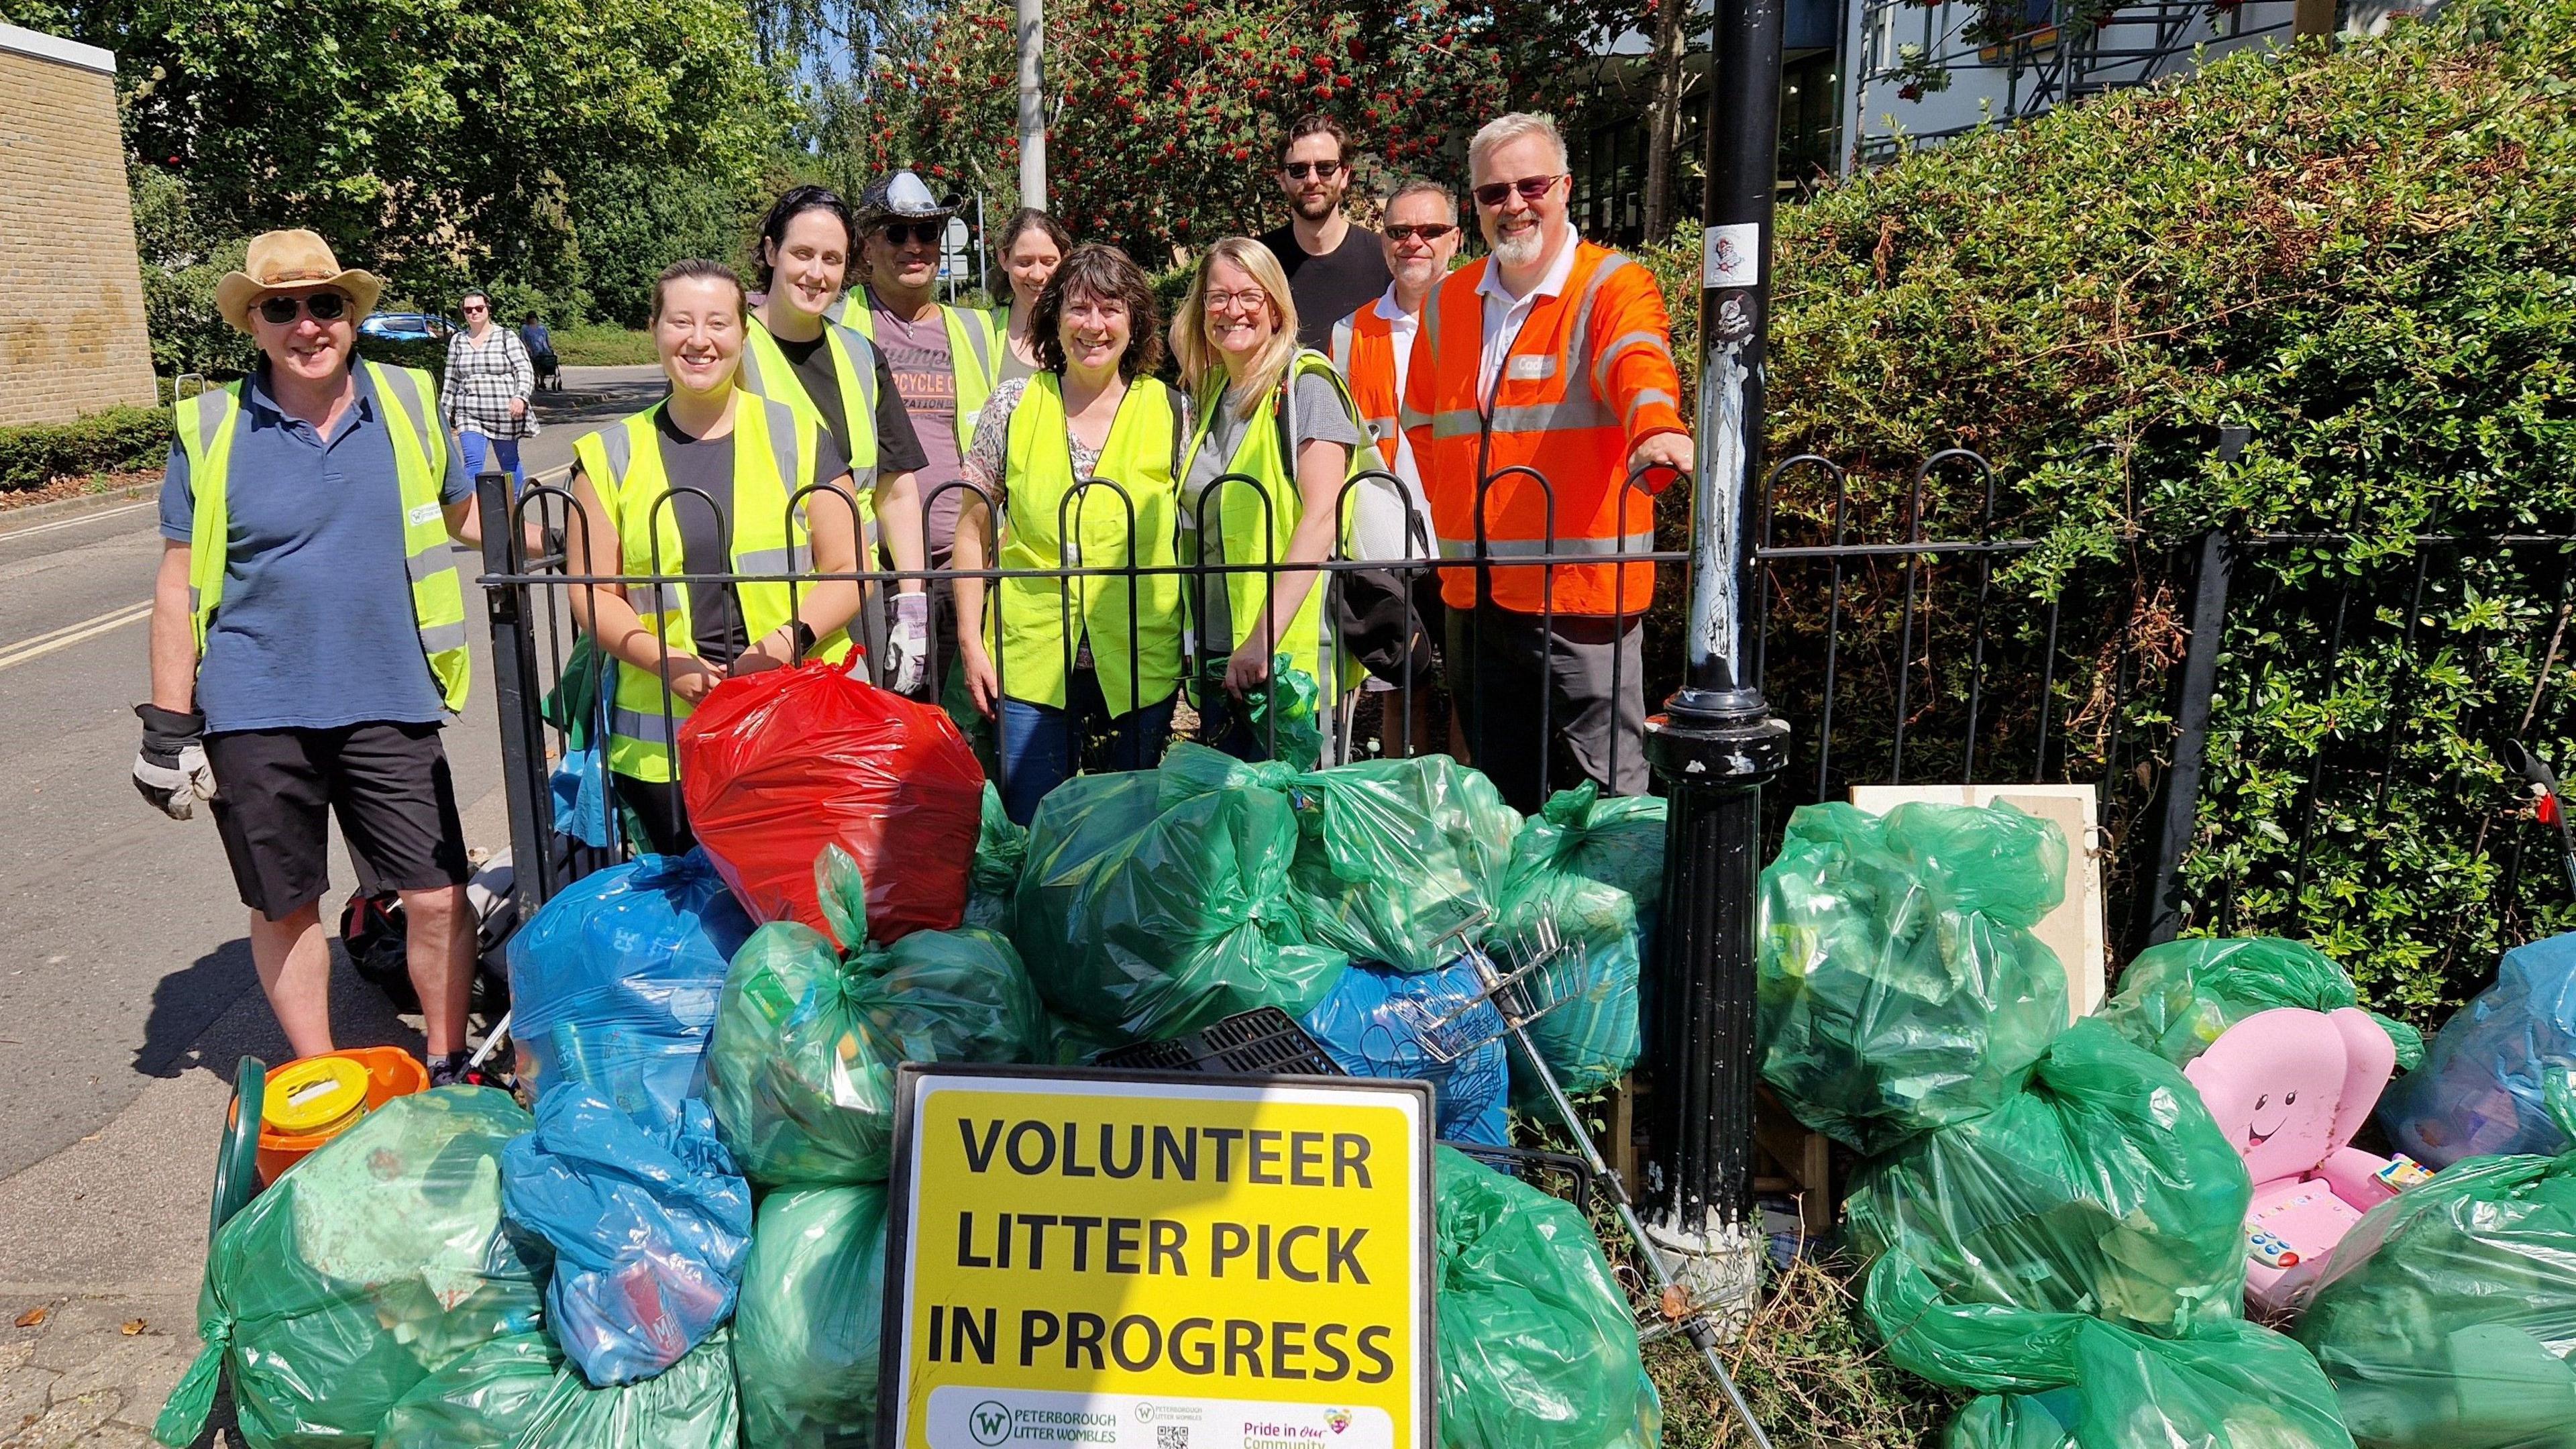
[598,419,636,480]
[957,308,996,381]
[1328,317,1354,375]
[418,619,472,653]
[1491,393,1613,435]
[189,391,227,453]
[1624,388,1679,429]
[405,537,452,588]
[1437,531,1656,558]
[1427,408,1486,440]
[1593,329,1674,393]
[373,364,443,472]
[609,705,680,745]
[627,582,681,616]
[761,396,800,494]
[737,547,799,575]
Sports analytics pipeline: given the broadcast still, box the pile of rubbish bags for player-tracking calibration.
[2381,930,2576,1166]
[1758,799,2361,1449]
[162,667,1678,1449]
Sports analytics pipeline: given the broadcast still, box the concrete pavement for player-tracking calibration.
[0,365,664,1446]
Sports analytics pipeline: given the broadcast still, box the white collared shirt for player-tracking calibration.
[1349,284,1433,563]
[1476,227,1582,407]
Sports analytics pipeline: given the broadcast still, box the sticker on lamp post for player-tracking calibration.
[879,1065,1436,1449]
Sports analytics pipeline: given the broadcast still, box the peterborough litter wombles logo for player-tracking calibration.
[1325,1411,1352,1436]
[970,1402,1014,1446]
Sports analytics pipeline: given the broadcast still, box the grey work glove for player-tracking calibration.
[133,703,217,820]
[885,592,930,695]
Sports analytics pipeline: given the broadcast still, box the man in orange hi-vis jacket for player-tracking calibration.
[1399,111,1691,814]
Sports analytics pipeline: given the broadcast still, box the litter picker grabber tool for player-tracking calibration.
[1406,912,1775,1449]
[2505,739,2576,901]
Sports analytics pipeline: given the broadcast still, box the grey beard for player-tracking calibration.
[1491,227,1544,268]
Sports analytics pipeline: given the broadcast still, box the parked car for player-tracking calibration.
[360,312,458,343]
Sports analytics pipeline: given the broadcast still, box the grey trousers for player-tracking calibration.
[1446,603,1648,816]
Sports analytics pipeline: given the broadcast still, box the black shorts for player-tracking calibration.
[204,721,472,919]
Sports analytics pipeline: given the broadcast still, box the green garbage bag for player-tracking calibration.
[1493,786,1662,1103]
[1880,1254,2351,1449]
[1846,1019,2249,1348]
[2295,1073,2576,1449]
[156,1088,544,1449]
[963,782,1027,932]
[2098,935,2423,1073]
[1759,800,2072,1154]
[1239,655,1325,770]
[707,847,1050,1185]
[375,1332,739,1449]
[1015,763,1348,1039]
[1161,743,1523,975]
[735,1185,890,1449]
[375,1334,561,1448]
[1433,1148,1656,1449]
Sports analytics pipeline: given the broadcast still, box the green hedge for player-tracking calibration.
[0,405,173,492]
[1693,0,2576,1019]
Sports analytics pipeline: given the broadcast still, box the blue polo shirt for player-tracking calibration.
[158,363,472,735]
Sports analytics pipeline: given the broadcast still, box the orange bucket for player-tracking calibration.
[248,1046,430,1185]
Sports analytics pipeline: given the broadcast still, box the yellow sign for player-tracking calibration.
[880,1065,1434,1449]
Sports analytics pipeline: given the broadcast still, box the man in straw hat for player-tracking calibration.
[142,228,489,1082]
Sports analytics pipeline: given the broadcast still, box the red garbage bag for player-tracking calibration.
[679,657,983,946]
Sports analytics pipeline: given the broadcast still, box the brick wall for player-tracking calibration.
[0,31,160,427]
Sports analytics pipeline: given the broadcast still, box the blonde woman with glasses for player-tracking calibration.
[1169,236,1373,762]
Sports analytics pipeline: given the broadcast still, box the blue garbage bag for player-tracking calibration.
[549,745,614,850]
[2382,932,2576,1167]
[1302,957,1510,1146]
[501,1090,754,1387]
[506,850,753,1120]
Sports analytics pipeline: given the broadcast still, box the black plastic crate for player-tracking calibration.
[1094,1007,1347,1077]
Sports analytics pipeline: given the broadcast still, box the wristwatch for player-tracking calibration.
[791,620,818,658]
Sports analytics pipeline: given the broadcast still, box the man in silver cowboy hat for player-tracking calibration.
[141,227,489,1083]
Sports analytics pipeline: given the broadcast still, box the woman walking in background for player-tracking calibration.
[439,287,536,490]
[993,209,1071,384]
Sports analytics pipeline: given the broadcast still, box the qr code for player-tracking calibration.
[1157,1426,1189,1449]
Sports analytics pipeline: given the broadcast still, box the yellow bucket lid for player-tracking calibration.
[264,1056,372,1137]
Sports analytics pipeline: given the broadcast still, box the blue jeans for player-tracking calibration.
[996,669,1176,824]
[458,431,524,491]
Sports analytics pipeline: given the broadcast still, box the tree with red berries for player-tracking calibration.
[864,0,1623,261]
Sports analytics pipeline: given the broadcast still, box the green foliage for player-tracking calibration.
[862,0,1622,259]
[58,0,795,325]
[563,162,773,328]
[1728,1,2576,1016]
[551,325,660,368]
[0,406,172,492]
[1647,1254,1957,1449]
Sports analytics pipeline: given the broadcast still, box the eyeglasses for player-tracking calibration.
[256,292,351,325]
[1203,289,1273,315]
[880,221,943,248]
[1472,174,1566,209]
[1282,160,1343,180]
[1383,223,1456,244]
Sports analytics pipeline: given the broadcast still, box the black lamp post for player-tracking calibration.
[1640,0,1792,1320]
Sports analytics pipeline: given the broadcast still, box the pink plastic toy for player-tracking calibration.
[2182,1004,2416,1316]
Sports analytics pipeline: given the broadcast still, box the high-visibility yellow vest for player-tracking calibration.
[839,292,1000,453]
[174,361,470,712]
[574,393,849,782]
[1177,349,1369,700]
[988,372,1185,714]
[738,315,885,549]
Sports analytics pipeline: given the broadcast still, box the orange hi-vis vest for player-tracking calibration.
[1328,300,1401,460]
[1399,240,1686,616]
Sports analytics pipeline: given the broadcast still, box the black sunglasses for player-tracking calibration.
[256,292,351,325]
[1472,174,1565,209]
[1283,160,1343,180]
[880,221,944,247]
[1383,223,1456,244]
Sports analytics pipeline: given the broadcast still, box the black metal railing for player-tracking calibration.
[476,464,1688,907]
[1748,441,2576,993]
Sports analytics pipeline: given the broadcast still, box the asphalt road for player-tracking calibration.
[0,365,665,1194]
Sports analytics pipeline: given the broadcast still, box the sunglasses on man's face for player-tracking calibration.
[1472,174,1565,209]
[880,221,943,248]
[1282,160,1343,181]
[462,302,488,314]
[257,292,351,325]
[1383,223,1456,244]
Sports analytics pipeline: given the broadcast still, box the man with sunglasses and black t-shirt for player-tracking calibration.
[139,229,488,1084]
[1256,113,1391,350]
